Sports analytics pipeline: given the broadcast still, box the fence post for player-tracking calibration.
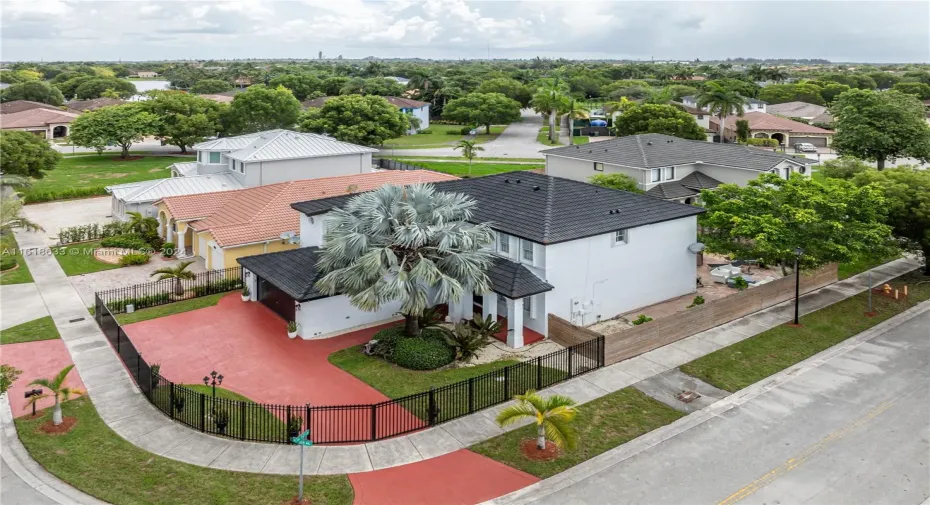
[370,405,377,441]
[428,387,437,426]
[306,404,311,434]
[536,356,543,389]
[170,382,176,418]
[200,393,206,432]
[240,401,246,441]
[116,327,121,353]
[287,405,293,443]
[567,346,574,379]
[468,377,475,413]
[599,336,605,367]
[503,367,510,401]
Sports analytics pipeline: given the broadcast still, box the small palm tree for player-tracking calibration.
[454,139,484,176]
[1,195,42,232]
[497,390,578,451]
[24,365,83,426]
[152,260,196,296]
[696,82,746,143]
[530,75,570,143]
[126,211,158,236]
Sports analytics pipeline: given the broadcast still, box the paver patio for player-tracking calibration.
[1,339,85,418]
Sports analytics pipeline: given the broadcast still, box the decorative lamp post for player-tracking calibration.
[793,247,804,325]
[203,370,223,412]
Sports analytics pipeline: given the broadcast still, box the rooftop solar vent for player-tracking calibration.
[515,179,521,183]
[504,178,509,183]
[647,141,652,145]
[533,185,540,191]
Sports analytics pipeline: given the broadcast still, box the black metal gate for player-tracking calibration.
[258,276,296,322]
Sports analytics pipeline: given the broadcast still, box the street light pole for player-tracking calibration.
[793,247,804,325]
[203,370,223,413]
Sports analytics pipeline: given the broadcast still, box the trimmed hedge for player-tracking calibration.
[192,278,243,297]
[392,336,455,370]
[100,234,150,251]
[108,293,172,312]
[118,252,151,266]
[58,221,128,245]
[22,186,108,204]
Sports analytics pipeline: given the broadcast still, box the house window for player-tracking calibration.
[594,162,604,172]
[498,233,510,254]
[697,114,704,120]
[521,239,534,263]
[197,151,202,163]
[613,229,628,246]
[651,168,661,183]
[664,166,675,180]
[209,152,221,164]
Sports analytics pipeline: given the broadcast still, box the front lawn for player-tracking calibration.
[0,231,33,285]
[53,240,122,276]
[386,155,544,162]
[0,316,60,345]
[21,155,193,203]
[537,126,561,146]
[404,161,543,178]
[680,270,930,392]
[572,136,590,145]
[116,293,227,325]
[382,124,507,149]
[15,397,353,505]
[470,388,684,478]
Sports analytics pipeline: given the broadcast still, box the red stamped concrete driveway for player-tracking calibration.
[124,294,393,407]
[1,339,85,418]
[349,449,539,505]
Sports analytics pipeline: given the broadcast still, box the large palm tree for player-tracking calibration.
[563,100,589,144]
[454,139,484,176]
[531,77,570,143]
[316,184,494,337]
[152,260,197,296]
[24,365,83,426]
[696,82,747,143]
[497,390,578,451]
[126,211,158,236]
[1,195,42,231]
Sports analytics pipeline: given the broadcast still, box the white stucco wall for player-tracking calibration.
[406,105,430,134]
[543,216,698,327]
[242,153,372,187]
[296,296,402,339]
[545,155,643,185]
[299,213,329,248]
[695,164,765,187]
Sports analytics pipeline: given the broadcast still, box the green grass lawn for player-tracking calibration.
[680,270,930,392]
[0,316,61,345]
[404,161,543,177]
[383,155,544,162]
[383,125,507,149]
[571,136,590,145]
[838,252,902,280]
[53,240,122,276]
[15,397,353,505]
[537,126,562,146]
[470,388,684,478]
[21,155,194,203]
[116,293,226,325]
[0,231,33,285]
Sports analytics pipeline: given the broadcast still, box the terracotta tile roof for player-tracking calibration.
[160,170,458,248]
[712,111,833,135]
[0,107,79,128]
[1,100,72,114]
[301,96,429,109]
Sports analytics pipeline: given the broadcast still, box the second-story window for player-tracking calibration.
[209,151,221,164]
[594,162,604,171]
[651,168,661,183]
[521,239,534,263]
[498,233,510,254]
[664,166,675,180]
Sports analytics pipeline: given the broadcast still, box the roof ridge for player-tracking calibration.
[542,175,556,243]
[634,135,648,167]
[239,130,290,161]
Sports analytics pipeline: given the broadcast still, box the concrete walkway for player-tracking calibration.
[0,283,48,330]
[9,223,922,476]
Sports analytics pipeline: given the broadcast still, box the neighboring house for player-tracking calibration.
[766,101,833,124]
[66,98,126,112]
[301,96,430,134]
[673,102,716,142]
[1,100,75,114]
[0,107,79,138]
[709,111,834,147]
[681,95,768,114]
[155,170,455,268]
[239,172,704,346]
[108,129,377,223]
[106,173,241,222]
[543,133,813,203]
[133,71,159,78]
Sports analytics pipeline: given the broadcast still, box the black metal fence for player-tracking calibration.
[97,266,242,314]
[373,158,423,171]
[94,284,605,444]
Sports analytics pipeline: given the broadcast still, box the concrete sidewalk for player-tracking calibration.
[9,223,923,476]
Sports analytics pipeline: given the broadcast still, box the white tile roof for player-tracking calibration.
[107,174,243,204]
[171,161,199,177]
[224,130,378,162]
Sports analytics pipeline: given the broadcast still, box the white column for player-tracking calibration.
[175,225,186,256]
[166,220,174,244]
[506,297,524,348]
[459,291,474,322]
[157,213,166,239]
[483,292,498,321]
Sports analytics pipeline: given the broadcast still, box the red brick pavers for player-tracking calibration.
[349,449,539,505]
[1,339,85,418]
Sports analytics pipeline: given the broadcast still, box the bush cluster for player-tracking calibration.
[741,138,780,148]
[58,221,128,245]
[417,128,433,135]
[192,278,243,297]
[119,252,151,266]
[22,186,108,204]
[108,292,171,312]
[0,256,17,271]
[392,337,455,370]
[101,234,150,251]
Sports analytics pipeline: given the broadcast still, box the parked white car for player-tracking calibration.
[794,142,818,153]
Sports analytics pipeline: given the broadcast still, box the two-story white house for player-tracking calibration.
[681,95,768,114]
[238,172,705,347]
[543,133,813,204]
[105,129,377,221]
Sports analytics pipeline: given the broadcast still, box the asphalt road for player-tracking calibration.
[532,309,930,505]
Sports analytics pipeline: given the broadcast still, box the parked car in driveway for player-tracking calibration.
[794,142,818,153]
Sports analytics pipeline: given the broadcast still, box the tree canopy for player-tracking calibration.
[475,78,533,107]
[224,85,302,135]
[442,92,522,134]
[830,89,930,169]
[0,131,61,179]
[189,79,233,94]
[298,94,408,145]
[589,173,642,193]
[892,81,930,100]
[70,104,160,158]
[0,81,65,106]
[699,173,894,270]
[73,77,137,100]
[138,91,226,153]
[268,74,323,101]
[613,103,706,140]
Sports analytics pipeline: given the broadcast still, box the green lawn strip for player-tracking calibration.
[381,155,544,162]
[470,388,684,479]
[401,161,542,177]
[0,316,61,345]
[0,232,34,285]
[837,252,902,280]
[680,270,930,393]
[536,127,562,146]
[383,124,507,149]
[571,136,590,145]
[116,293,226,325]
[52,240,122,276]
[15,397,353,505]
[21,155,194,203]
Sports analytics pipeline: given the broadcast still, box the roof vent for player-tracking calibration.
[515,179,521,184]
[646,141,652,145]
[504,178,510,183]
[667,139,673,143]
[608,210,614,215]
[532,185,540,191]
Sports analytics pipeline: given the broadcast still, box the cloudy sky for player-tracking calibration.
[2,0,928,63]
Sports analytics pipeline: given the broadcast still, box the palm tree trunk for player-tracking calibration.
[718,114,726,143]
[175,278,184,296]
[53,397,62,426]
[548,109,557,142]
[404,313,420,337]
[537,424,546,450]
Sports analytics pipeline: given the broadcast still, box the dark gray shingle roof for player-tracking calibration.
[292,172,704,245]
[645,171,722,200]
[488,257,553,298]
[542,133,807,171]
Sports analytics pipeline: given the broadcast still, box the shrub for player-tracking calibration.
[460,125,476,135]
[742,138,779,148]
[731,276,749,291]
[631,314,653,325]
[370,326,407,358]
[119,252,151,266]
[101,234,150,251]
[445,129,463,135]
[687,295,706,308]
[58,221,128,244]
[445,322,491,361]
[392,337,455,370]
[108,292,172,312]
[161,242,176,258]
[191,278,242,297]
[22,186,109,204]
[417,128,433,135]
[0,256,16,271]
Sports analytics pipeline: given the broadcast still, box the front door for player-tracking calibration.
[258,277,296,322]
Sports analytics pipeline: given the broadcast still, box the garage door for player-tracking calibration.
[258,277,296,322]
[792,136,828,147]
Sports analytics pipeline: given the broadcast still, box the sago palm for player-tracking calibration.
[24,364,83,426]
[454,139,484,176]
[152,260,196,296]
[696,82,746,143]
[497,390,578,450]
[316,183,494,337]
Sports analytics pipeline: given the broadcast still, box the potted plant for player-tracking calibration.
[241,285,250,302]
[287,321,298,339]
[214,408,229,434]
[287,416,302,440]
